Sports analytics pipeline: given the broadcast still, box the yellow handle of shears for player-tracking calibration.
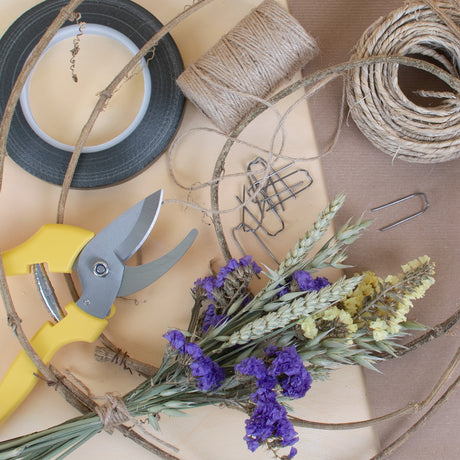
[0,224,111,424]
[0,302,108,424]
[1,223,95,275]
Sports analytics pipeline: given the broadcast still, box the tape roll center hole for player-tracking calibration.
[398,48,460,107]
[24,27,149,151]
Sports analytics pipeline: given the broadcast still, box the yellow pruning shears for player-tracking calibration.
[0,189,197,425]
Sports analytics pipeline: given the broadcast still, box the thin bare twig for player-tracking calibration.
[94,345,157,378]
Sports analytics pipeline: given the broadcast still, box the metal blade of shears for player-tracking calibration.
[96,189,164,262]
[118,228,198,296]
[75,190,164,319]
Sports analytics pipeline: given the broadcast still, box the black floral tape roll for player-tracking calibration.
[0,0,184,187]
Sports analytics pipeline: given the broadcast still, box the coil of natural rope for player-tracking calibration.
[346,0,460,164]
[176,0,318,134]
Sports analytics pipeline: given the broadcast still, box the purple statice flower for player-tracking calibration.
[163,330,186,352]
[194,275,216,299]
[190,353,226,391]
[278,285,290,297]
[244,388,298,453]
[292,270,330,291]
[236,346,312,398]
[313,276,330,290]
[268,346,305,376]
[184,342,203,359]
[202,304,228,333]
[278,271,330,298]
[235,356,277,390]
[279,371,312,399]
[292,270,315,291]
[235,356,267,381]
[239,255,262,274]
[163,330,225,391]
[235,346,311,456]
[196,256,261,335]
[215,256,262,287]
[184,343,225,391]
[268,346,312,399]
[264,344,278,357]
[215,258,240,287]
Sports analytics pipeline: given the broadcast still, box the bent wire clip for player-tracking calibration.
[0,189,197,424]
[233,157,313,263]
[371,192,430,231]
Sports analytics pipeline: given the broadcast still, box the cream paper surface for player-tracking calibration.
[0,1,378,458]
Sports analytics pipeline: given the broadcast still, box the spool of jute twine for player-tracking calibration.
[176,0,318,134]
[347,0,460,164]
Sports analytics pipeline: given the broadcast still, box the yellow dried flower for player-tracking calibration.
[387,321,402,335]
[338,309,353,325]
[341,271,382,316]
[299,316,318,339]
[361,271,381,291]
[407,277,435,300]
[362,271,379,286]
[373,329,388,341]
[322,306,340,321]
[360,283,374,297]
[343,296,362,316]
[347,323,358,334]
[397,298,412,314]
[385,274,399,285]
[335,309,358,334]
[401,255,432,273]
[392,310,407,324]
[369,318,388,341]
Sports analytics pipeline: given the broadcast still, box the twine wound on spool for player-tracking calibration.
[177,0,318,134]
[347,0,460,163]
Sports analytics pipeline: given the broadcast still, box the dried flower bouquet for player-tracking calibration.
[0,195,435,459]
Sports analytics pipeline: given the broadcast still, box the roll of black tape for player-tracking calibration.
[0,0,184,188]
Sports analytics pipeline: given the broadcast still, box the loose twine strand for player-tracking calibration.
[347,0,460,163]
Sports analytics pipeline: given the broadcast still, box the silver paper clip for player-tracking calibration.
[371,192,429,231]
[233,157,313,262]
